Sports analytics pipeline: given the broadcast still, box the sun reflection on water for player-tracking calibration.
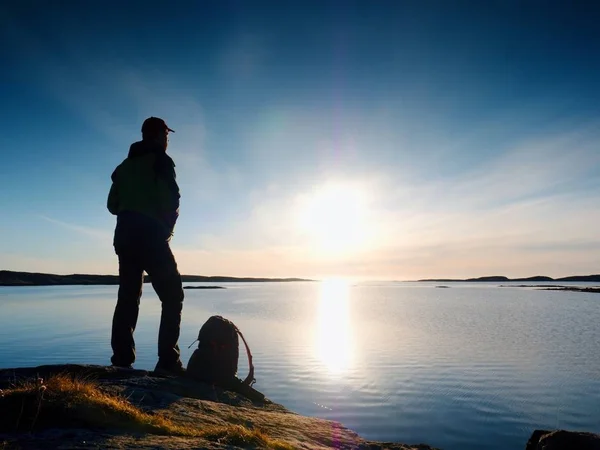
[316,279,354,375]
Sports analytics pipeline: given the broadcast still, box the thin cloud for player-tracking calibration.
[3,13,230,207]
[0,252,115,276]
[38,215,112,241]
[218,31,268,83]
[2,11,211,154]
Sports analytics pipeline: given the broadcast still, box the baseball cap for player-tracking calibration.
[141,117,175,134]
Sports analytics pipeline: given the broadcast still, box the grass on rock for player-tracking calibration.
[0,373,292,450]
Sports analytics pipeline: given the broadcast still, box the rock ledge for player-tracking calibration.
[0,364,437,450]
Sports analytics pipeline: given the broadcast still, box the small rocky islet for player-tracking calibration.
[499,285,600,293]
[183,286,226,290]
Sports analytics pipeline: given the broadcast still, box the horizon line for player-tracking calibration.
[2,269,600,283]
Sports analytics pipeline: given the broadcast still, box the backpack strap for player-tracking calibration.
[235,326,255,386]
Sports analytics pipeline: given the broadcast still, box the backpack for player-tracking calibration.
[186,315,255,387]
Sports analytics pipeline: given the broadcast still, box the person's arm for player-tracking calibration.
[107,167,120,215]
[155,154,180,234]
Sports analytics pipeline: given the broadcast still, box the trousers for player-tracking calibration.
[110,213,184,367]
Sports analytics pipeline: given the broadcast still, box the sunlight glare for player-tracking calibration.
[315,278,354,375]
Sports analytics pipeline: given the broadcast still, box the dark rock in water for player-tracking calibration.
[526,430,552,449]
[500,284,567,288]
[526,429,600,450]
[183,285,226,289]
[542,286,600,293]
[435,285,450,288]
[499,285,600,293]
[0,364,440,450]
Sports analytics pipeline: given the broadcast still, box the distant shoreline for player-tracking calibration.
[3,270,599,286]
[499,285,600,293]
[183,285,226,290]
[416,275,600,283]
[0,270,314,287]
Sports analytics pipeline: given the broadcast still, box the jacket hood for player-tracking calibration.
[127,140,165,158]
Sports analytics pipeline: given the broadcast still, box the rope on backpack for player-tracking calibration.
[235,327,256,387]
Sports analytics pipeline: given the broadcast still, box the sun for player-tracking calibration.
[297,183,371,255]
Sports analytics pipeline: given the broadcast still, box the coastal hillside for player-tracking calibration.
[417,274,600,283]
[0,270,312,286]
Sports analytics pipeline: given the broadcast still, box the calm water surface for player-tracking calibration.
[1,281,600,450]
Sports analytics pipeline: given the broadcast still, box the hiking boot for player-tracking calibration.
[111,363,134,370]
[153,360,186,376]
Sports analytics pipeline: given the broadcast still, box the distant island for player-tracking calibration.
[542,286,600,293]
[417,274,600,282]
[0,270,313,287]
[183,286,226,290]
[499,285,600,293]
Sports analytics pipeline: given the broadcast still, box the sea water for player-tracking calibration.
[1,281,599,450]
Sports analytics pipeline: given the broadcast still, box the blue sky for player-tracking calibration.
[1,1,599,279]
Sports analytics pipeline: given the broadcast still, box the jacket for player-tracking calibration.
[107,140,180,241]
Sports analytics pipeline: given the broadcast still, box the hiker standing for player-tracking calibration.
[107,117,185,375]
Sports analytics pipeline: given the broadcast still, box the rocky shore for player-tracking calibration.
[1,364,598,449]
[0,364,435,450]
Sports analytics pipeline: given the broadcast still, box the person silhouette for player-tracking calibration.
[107,117,185,374]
